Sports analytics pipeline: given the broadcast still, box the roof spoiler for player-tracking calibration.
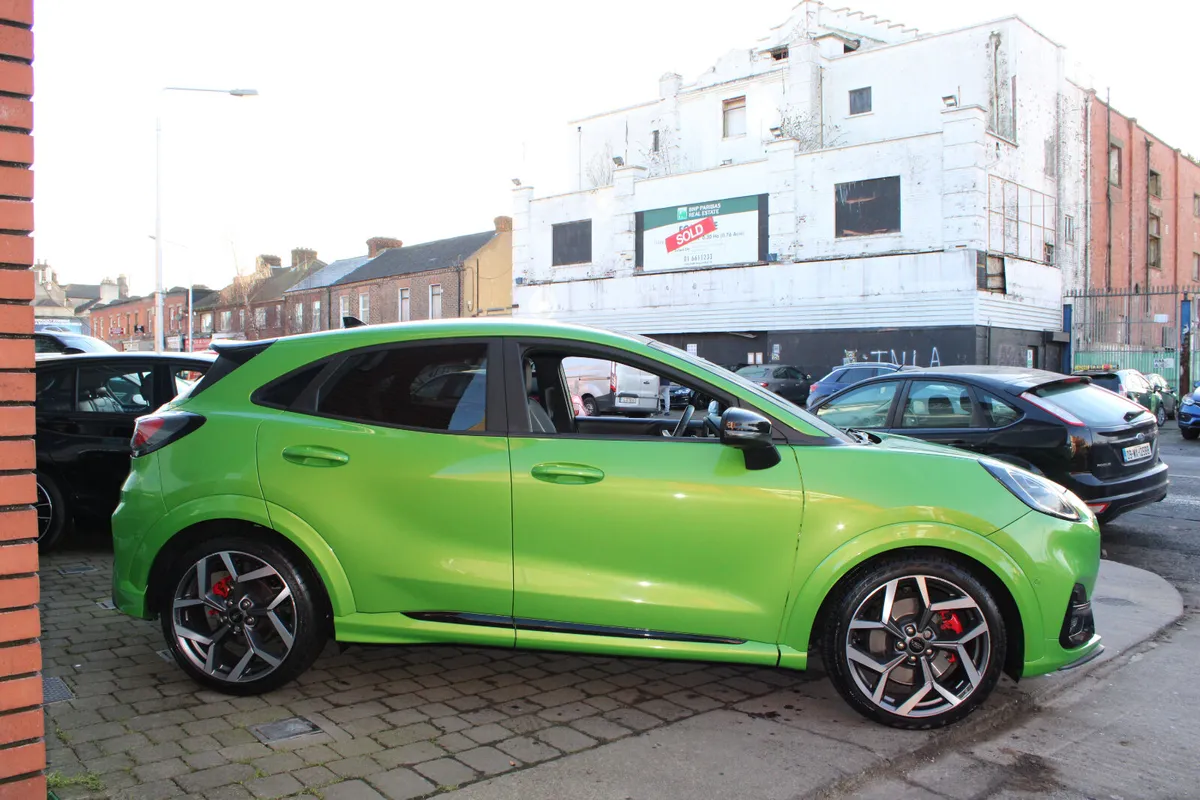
[342,316,367,329]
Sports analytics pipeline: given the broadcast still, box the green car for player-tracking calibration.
[112,320,1101,729]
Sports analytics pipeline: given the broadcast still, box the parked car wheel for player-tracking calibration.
[161,536,328,695]
[35,473,70,551]
[822,554,1005,730]
[1156,404,1167,427]
[1183,429,1200,441]
[581,395,598,416]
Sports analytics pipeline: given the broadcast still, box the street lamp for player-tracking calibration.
[155,86,259,352]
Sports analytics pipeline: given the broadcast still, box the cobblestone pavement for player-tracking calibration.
[39,543,820,800]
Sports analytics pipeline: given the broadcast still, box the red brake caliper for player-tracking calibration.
[939,611,963,663]
[208,576,233,616]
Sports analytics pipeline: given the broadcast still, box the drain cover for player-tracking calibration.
[43,676,74,704]
[250,717,320,744]
[96,599,116,610]
[57,564,96,576]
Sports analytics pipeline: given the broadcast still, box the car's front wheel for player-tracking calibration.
[1156,404,1167,427]
[822,554,1006,729]
[161,535,328,695]
[1183,428,1200,440]
[582,395,598,416]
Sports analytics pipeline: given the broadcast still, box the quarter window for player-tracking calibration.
[900,381,974,429]
[976,390,1021,427]
[815,381,897,429]
[317,343,488,432]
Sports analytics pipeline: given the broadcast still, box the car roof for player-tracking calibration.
[835,362,900,369]
[842,364,1083,392]
[36,352,216,364]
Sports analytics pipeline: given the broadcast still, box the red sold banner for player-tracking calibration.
[664,215,716,253]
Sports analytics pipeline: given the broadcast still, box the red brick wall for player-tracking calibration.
[0,2,44,797]
[326,269,462,329]
[1089,96,1200,289]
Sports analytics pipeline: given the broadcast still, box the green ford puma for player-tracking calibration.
[111,319,1102,729]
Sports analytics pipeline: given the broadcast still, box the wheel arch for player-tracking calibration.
[782,530,1039,681]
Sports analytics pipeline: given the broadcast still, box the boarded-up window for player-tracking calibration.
[552,220,592,266]
[835,177,900,238]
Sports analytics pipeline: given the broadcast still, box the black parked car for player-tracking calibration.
[34,330,116,355]
[35,352,213,549]
[806,362,903,409]
[810,365,1168,523]
[735,364,813,405]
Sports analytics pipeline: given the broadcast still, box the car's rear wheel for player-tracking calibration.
[1183,428,1200,440]
[1156,404,1167,427]
[35,473,70,552]
[822,554,1006,730]
[161,536,327,695]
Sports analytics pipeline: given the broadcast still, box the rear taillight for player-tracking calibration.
[1021,392,1085,426]
[131,411,205,458]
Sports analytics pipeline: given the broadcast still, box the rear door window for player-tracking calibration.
[1031,382,1146,426]
[899,381,975,429]
[77,365,155,415]
[815,381,898,428]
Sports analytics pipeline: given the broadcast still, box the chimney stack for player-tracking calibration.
[117,274,129,299]
[255,254,282,276]
[494,216,513,232]
[291,248,318,268]
[367,237,403,258]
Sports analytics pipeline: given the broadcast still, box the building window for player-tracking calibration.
[339,294,349,326]
[849,87,872,115]
[552,220,593,266]
[201,313,213,333]
[429,284,443,320]
[1194,193,1200,217]
[237,309,244,331]
[835,176,901,238]
[651,129,660,153]
[312,300,322,331]
[294,302,304,332]
[359,293,370,323]
[1043,242,1055,266]
[1148,213,1161,269]
[722,96,746,138]
[219,310,232,331]
[1109,145,1121,186]
[1148,169,1162,198]
[1064,215,1075,243]
[255,307,267,328]
[399,288,410,322]
[1193,253,1199,283]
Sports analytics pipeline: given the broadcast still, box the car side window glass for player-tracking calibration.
[172,366,209,398]
[77,366,155,414]
[900,381,974,429]
[36,369,75,412]
[840,367,872,384]
[773,367,791,379]
[976,390,1022,428]
[316,344,487,432]
[815,382,897,428]
[34,336,62,354]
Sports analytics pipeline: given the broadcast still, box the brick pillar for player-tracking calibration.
[0,2,42,799]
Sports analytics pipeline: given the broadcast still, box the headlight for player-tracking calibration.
[980,459,1081,521]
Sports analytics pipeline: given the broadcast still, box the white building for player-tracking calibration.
[513,1,1088,372]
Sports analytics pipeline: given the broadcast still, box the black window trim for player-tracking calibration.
[250,337,506,437]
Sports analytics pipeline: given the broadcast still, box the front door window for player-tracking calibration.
[816,382,898,429]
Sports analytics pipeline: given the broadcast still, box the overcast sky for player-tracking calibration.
[33,1,1200,295]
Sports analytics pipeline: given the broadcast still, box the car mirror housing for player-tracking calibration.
[719,407,781,470]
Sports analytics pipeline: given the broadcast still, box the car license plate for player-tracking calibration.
[1122,442,1152,462]
[617,396,638,405]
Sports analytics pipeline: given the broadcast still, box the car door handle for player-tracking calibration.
[530,463,605,485]
[281,445,350,468]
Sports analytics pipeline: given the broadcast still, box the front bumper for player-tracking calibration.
[1176,406,1200,429]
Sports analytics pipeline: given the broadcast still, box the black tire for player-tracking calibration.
[160,534,329,695]
[1183,428,1200,440]
[1156,404,1166,427]
[582,395,598,416]
[821,553,1006,730]
[35,472,71,552]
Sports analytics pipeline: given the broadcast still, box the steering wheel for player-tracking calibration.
[671,404,695,437]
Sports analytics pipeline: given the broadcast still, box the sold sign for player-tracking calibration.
[665,215,716,253]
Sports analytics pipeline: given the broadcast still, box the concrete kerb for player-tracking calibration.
[441,560,1183,800]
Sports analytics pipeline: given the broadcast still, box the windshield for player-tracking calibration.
[648,341,850,440]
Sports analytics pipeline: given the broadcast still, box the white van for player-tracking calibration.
[563,357,661,416]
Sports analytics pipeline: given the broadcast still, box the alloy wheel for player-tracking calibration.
[1156,405,1166,426]
[35,481,53,542]
[171,551,297,684]
[845,574,991,719]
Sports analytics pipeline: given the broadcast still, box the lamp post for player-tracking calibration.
[155,87,258,352]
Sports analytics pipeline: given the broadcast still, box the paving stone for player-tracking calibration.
[416,702,456,718]
[583,696,621,713]
[460,709,507,726]
[183,750,230,770]
[183,718,230,737]
[340,716,390,738]
[373,722,439,748]
[501,714,554,736]
[638,698,692,721]
[133,756,191,782]
[201,785,253,800]
[131,742,187,765]
[496,735,560,764]
[530,687,587,707]
[246,772,304,799]
[176,761,257,793]
[295,744,340,765]
[367,767,436,800]
[537,701,597,723]
[331,738,383,758]
[413,757,477,789]
[380,708,427,728]
[664,690,724,712]
[81,753,134,774]
[462,723,511,744]
[570,716,632,742]
[435,733,476,753]
[431,715,471,733]
[181,735,222,754]
[251,750,306,776]
[145,724,190,744]
[328,755,384,779]
[117,779,187,800]
[218,742,272,761]
[320,778,387,800]
[213,728,257,747]
[66,721,128,744]
[372,741,445,769]
[535,725,598,753]
[456,745,520,776]
[325,702,390,725]
[99,732,152,754]
[604,707,662,731]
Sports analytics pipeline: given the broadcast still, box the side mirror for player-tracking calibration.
[719,408,780,470]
